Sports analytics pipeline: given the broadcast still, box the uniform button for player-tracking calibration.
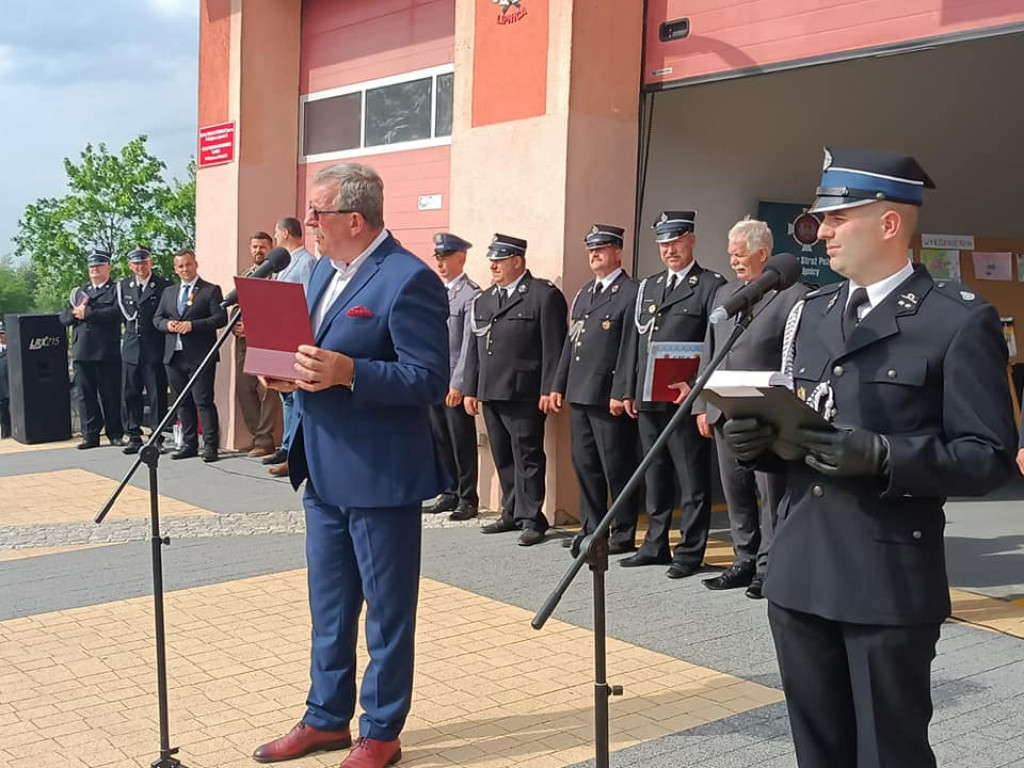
[654,325,660,331]
[584,314,590,319]
[832,365,844,377]
[811,485,824,497]
[682,308,689,313]
[487,351,493,356]
[912,530,922,540]
[575,356,581,361]
[581,329,586,333]
[887,369,897,379]
[798,367,806,374]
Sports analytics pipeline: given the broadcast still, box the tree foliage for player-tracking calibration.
[0,258,37,317]
[13,136,195,310]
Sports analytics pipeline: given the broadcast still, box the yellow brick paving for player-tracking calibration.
[0,469,209,526]
[0,571,784,768]
[0,438,79,456]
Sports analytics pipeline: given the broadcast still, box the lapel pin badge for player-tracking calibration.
[689,275,699,286]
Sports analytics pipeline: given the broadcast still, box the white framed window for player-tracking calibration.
[300,64,454,163]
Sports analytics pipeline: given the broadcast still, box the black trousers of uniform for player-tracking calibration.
[122,360,168,441]
[713,422,786,575]
[637,409,711,566]
[429,402,479,506]
[74,360,123,442]
[481,400,547,532]
[768,602,940,768]
[570,403,639,548]
[0,399,10,438]
[166,352,219,450]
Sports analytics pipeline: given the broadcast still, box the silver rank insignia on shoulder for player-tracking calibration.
[689,275,699,286]
[897,292,918,310]
[656,275,664,284]
[961,290,975,301]
[827,293,839,310]
[519,284,528,293]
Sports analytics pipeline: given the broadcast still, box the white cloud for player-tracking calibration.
[0,45,13,78]
[149,0,198,18]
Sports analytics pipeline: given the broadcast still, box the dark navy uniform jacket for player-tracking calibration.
[59,282,122,362]
[612,263,725,411]
[117,274,172,365]
[552,271,638,406]
[765,266,1016,625]
[463,271,568,402]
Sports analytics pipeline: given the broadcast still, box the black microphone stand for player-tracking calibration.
[532,308,759,768]
[94,304,243,768]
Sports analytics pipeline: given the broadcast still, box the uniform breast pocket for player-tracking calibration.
[860,357,927,432]
[791,356,829,398]
[509,308,536,322]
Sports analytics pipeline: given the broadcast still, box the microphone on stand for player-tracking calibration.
[221,247,292,308]
[709,252,801,324]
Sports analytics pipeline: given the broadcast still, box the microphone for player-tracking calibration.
[221,247,292,307]
[709,252,801,324]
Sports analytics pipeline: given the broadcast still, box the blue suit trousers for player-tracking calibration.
[301,484,421,741]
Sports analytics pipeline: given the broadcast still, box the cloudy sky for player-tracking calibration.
[0,1,198,259]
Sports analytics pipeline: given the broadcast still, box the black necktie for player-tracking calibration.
[843,287,869,340]
[497,288,506,308]
[663,273,678,303]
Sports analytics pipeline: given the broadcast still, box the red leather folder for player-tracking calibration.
[233,277,313,381]
[649,356,701,402]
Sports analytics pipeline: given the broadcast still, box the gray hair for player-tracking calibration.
[727,216,773,254]
[312,163,385,228]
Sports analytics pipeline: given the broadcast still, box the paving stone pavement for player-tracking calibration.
[1,444,1023,766]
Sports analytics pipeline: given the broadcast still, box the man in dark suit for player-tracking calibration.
[723,146,1016,767]
[59,249,124,449]
[693,218,808,598]
[117,247,172,455]
[253,163,449,768]
[549,224,640,555]
[612,212,726,577]
[423,232,482,520]
[153,248,227,463]
[462,234,568,547]
[0,322,9,438]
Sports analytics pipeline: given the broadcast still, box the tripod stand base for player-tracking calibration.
[151,752,186,768]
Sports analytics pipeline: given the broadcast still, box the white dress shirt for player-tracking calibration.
[312,229,389,335]
[846,260,915,321]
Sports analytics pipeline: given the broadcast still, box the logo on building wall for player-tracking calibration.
[787,209,822,253]
[491,0,527,25]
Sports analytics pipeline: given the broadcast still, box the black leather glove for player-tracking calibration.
[798,426,889,477]
[722,418,776,462]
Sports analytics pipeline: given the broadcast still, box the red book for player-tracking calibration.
[233,277,313,381]
[649,356,701,402]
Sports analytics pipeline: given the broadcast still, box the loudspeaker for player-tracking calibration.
[4,314,72,444]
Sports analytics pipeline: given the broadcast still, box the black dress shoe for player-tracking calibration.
[745,575,765,600]
[702,561,755,590]
[202,447,219,463]
[122,440,143,455]
[108,436,125,447]
[666,562,699,579]
[77,438,100,450]
[423,493,458,515]
[261,448,288,465]
[619,553,671,568]
[481,519,517,534]
[517,529,545,547]
[448,503,478,521]
[561,537,574,548]
[608,542,637,556]
[171,446,198,460]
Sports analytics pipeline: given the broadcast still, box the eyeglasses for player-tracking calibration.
[307,206,358,222]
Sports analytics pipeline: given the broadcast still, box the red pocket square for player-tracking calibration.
[346,306,373,318]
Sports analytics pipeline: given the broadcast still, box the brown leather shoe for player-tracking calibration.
[252,721,352,763]
[340,737,402,768]
[268,461,289,477]
[248,445,276,458]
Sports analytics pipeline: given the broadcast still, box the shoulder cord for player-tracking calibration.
[116,280,139,323]
[633,277,655,335]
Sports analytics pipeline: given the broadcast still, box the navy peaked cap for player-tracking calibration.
[810,146,936,214]
[652,210,696,242]
[487,233,527,260]
[585,224,625,249]
[87,249,112,266]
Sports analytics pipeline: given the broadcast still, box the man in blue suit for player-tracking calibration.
[254,163,449,768]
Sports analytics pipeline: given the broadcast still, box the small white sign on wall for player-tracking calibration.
[418,194,443,211]
[921,233,975,250]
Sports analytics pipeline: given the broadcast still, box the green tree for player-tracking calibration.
[0,258,37,316]
[12,136,195,310]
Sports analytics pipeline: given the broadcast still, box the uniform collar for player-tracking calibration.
[445,272,468,290]
[329,228,388,279]
[847,260,915,316]
[502,271,528,296]
[666,260,696,282]
[595,267,623,292]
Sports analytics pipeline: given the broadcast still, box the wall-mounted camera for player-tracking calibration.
[659,18,690,42]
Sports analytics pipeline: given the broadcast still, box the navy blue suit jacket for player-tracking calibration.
[289,234,450,508]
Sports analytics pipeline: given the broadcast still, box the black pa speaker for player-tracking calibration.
[4,314,72,444]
